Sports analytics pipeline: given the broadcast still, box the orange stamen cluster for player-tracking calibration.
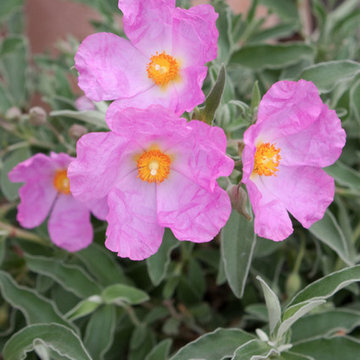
[137,149,171,184]
[253,142,281,176]
[147,51,179,87]
[53,169,71,194]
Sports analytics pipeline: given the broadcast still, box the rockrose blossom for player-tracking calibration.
[75,0,218,115]
[242,80,346,241]
[68,105,234,260]
[9,152,108,251]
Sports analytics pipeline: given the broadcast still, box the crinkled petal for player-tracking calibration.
[170,120,234,192]
[75,33,152,101]
[8,154,57,228]
[84,197,109,220]
[246,181,293,242]
[256,80,324,137]
[172,4,218,66]
[68,132,133,202]
[105,65,207,116]
[105,175,164,260]
[275,104,346,168]
[118,0,174,56]
[259,165,335,228]
[157,171,231,243]
[50,152,73,169]
[48,195,93,252]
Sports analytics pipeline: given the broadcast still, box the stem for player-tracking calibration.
[123,304,141,327]
[0,221,49,246]
[46,122,74,153]
[297,0,312,41]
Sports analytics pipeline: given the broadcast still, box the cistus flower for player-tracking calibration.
[68,105,234,260]
[75,95,95,111]
[242,80,346,241]
[9,152,108,251]
[75,0,218,115]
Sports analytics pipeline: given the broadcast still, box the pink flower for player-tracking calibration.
[242,80,346,241]
[75,0,218,116]
[75,95,95,111]
[68,105,234,260]
[9,152,108,252]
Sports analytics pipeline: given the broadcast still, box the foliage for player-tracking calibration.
[0,0,359,359]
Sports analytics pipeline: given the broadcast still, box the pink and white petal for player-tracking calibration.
[118,0,174,57]
[68,132,133,202]
[257,80,324,137]
[172,4,218,66]
[247,180,293,241]
[260,165,335,229]
[170,120,234,192]
[157,171,231,243]
[275,105,346,168]
[173,66,207,114]
[84,197,109,221]
[8,153,55,183]
[106,104,189,142]
[75,33,152,101]
[48,195,93,252]
[50,152,73,169]
[16,180,57,229]
[105,175,164,260]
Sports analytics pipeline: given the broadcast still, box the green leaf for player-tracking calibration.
[300,60,360,93]
[259,0,298,19]
[325,161,360,192]
[102,284,149,305]
[0,235,7,266]
[232,339,277,360]
[250,81,261,111]
[309,211,352,266]
[0,271,75,330]
[147,229,179,286]
[288,265,360,306]
[278,352,314,360]
[230,43,314,70]
[0,36,25,58]
[0,83,13,113]
[291,309,360,344]
[65,296,102,321]
[84,305,116,360]
[350,79,360,123]
[145,339,172,360]
[0,0,23,21]
[3,324,91,360]
[202,64,226,124]
[171,328,254,360]
[256,276,281,335]
[50,110,107,128]
[221,210,257,298]
[25,254,101,298]
[0,147,31,201]
[278,300,325,339]
[292,337,360,360]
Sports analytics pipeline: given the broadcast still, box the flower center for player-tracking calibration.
[147,51,179,86]
[137,149,171,184]
[53,169,71,194]
[253,142,281,176]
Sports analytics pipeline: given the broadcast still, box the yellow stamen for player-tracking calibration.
[253,142,281,176]
[137,149,171,184]
[53,169,71,194]
[147,51,179,86]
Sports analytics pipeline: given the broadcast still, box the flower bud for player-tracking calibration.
[68,124,88,140]
[29,106,47,126]
[228,184,251,220]
[286,272,302,298]
[5,107,22,121]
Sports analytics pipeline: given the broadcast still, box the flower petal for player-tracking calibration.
[157,170,231,243]
[170,120,234,192]
[118,0,174,56]
[8,154,57,228]
[172,4,218,66]
[48,195,93,252]
[275,104,346,168]
[84,197,109,221]
[105,175,164,260]
[68,132,132,202]
[246,180,293,241]
[257,80,324,137]
[259,165,335,228]
[50,152,73,169]
[75,33,152,101]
